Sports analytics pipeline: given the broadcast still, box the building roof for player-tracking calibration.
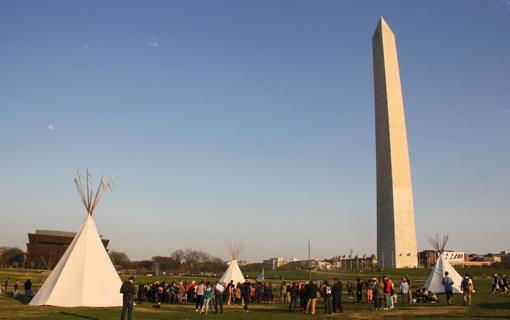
[34,229,103,238]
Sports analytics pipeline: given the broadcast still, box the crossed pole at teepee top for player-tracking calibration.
[74,169,115,216]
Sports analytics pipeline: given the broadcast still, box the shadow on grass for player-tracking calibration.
[60,312,99,320]
[478,302,510,309]
[13,294,31,304]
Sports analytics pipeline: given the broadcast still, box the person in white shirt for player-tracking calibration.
[214,282,225,314]
[442,272,454,305]
[399,278,410,304]
[461,273,474,306]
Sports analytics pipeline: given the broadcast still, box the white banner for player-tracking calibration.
[443,251,464,263]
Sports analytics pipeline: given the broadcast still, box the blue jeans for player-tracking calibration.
[121,299,133,320]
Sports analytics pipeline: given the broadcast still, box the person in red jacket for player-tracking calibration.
[383,277,394,310]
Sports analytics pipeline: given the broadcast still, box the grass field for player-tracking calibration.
[1,267,509,319]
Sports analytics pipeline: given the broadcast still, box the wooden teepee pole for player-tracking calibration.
[74,170,114,217]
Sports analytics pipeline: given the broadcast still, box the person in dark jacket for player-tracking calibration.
[288,282,299,312]
[356,278,363,302]
[305,280,318,315]
[120,276,136,320]
[322,280,332,314]
[24,278,33,302]
[299,283,307,313]
[332,278,343,313]
[137,283,146,304]
[241,281,251,312]
[346,280,354,299]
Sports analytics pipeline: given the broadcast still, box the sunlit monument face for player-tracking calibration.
[372,17,418,269]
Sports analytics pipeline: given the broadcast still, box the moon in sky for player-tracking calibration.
[48,125,54,131]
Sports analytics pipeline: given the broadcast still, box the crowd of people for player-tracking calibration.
[118,272,478,319]
[133,279,276,307]
[491,273,509,293]
[1,277,33,302]
[0,269,491,320]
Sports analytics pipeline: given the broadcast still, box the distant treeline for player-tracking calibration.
[0,247,25,268]
[0,245,266,273]
[110,249,230,274]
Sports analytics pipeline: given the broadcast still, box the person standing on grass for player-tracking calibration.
[382,277,391,310]
[13,279,20,298]
[241,281,251,313]
[366,278,373,303]
[442,271,454,305]
[214,281,224,314]
[299,282,307,313]
[461,273,474,306]
[372,278,380,310]
[382,276,394,310]
[305,279,318,315]
[120,276,136,320]
[234,283,242,304]
[188,280,196,303]
[255,282,263,304]
[4,277,8,291]
[288,282,299,312]
[178,280,185,303]
[201,282,213,314]
[356,278,363,302]
[491,274,499,293]
[23,278,32,302]
[210,284,216,309]
[400,277,409,304]
[280,281,287,303]
[322,280,332,314]
[502,275,509,293]
[405,276,413,304]
[332,278,343,313]
[226,280,234,305]
[195,281,205,312]
[266,282,274,303]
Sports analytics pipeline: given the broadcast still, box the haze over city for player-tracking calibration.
[1,0,509,262]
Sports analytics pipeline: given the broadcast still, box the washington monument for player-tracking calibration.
[372,17,418,268]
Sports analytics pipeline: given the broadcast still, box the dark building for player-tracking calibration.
[26,229,109,270]
[418,250,437,267]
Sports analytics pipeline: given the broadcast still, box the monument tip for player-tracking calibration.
[374,16,394,36]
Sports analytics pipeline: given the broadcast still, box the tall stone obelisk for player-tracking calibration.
[372,17,418,268]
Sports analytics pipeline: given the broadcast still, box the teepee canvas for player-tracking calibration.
[423,235,463,294]
[219,242,245,284]
[30,170,122,307]
[256,268,265,282]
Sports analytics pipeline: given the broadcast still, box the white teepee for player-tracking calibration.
[30,170,122,307]
[219,242,245,285]
[256,268,265,282]
[423,235,463,294]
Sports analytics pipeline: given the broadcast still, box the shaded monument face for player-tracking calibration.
[372,17,418,268]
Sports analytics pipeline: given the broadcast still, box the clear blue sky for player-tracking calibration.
[1,0,509,262]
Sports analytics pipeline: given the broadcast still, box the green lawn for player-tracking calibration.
[1,268,509,319]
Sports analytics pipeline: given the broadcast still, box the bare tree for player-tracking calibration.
[109,251,132,269]
[0,247,25,268]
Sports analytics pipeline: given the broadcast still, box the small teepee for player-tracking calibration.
[30,170,122,307]
[423,235,463,294]
[256,268,265,282]
[219,242,245,284]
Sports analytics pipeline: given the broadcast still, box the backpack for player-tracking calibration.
[462,278,470,291]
